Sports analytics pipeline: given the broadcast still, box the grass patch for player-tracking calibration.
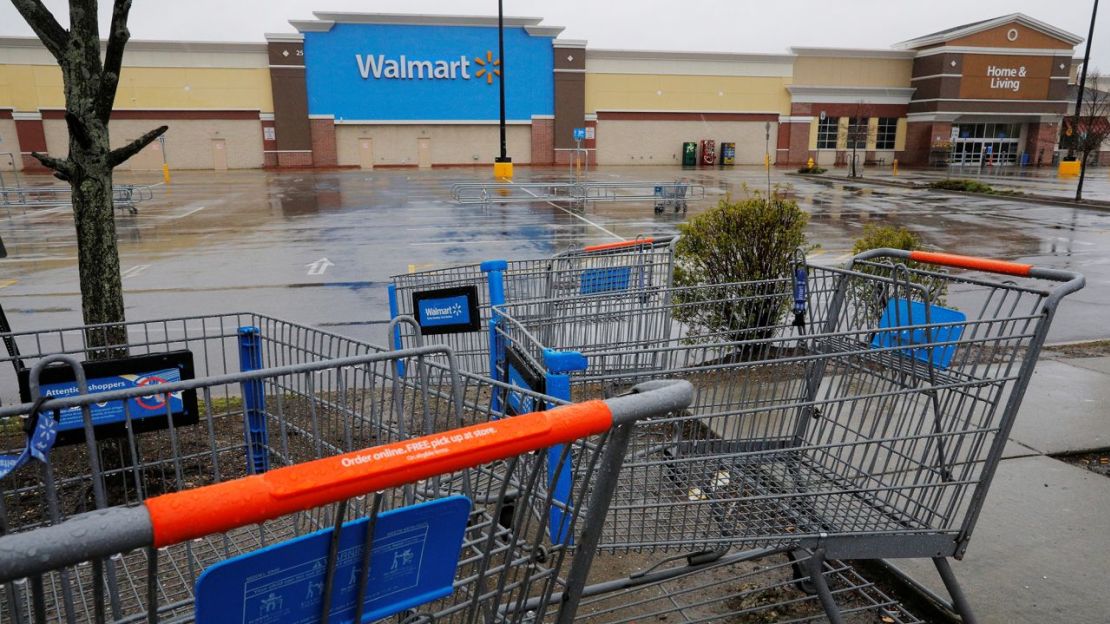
[928,179,994,193]
[797,166,827,174]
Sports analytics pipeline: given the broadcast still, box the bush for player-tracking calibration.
[928,179,993,193]
[851,225,948,317]
[797,165,827,174]
[674,195,808,343]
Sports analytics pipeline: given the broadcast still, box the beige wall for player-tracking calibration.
[792,57,913,87]
[596,120,778,165]
[43,118,264,170]
[0,64,274,113]
[586,74,792,115]
[0,118,18,170]
[335,124,532,166]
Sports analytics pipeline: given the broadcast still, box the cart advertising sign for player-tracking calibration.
[411,285,481,335]
[19,351,198,445]
[195,496,471,624]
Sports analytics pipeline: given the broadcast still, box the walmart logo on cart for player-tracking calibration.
[355,51,501,84]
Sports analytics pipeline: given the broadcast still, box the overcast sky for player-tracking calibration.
[0,1,1106,70]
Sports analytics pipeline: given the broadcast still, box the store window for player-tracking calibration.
[876,118,897,150]
[817,117,838,149]
[846,117,869,149]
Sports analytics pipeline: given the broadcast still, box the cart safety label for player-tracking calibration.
[579,267,632,295]
[872,299,966,369]
[503,345,545,417]
[195,496,471,624]
[412,285,481,335]
[18,350,198,445]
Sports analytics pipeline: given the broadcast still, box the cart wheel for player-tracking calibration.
[786,551,818,595]
[654,206,664,214]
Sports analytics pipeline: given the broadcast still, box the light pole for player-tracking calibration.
[1065,0,1099,164]
[493,0,513,179]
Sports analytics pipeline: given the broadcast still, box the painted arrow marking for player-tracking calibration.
[306,257,334,276]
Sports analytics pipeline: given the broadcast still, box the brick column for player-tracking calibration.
[266,34,314,168]
[530,116,554,165]
[260,113,278,168]
[1025,122,1059,167]
[13,112,49,172]
[552,40,586,166]
[778,116,812,166]
[309,116,338,168]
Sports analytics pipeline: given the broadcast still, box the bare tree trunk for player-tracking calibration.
[73,172,128,352]
[11,0,165,356]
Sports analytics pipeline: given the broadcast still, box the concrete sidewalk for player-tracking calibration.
[893,347,1110,622]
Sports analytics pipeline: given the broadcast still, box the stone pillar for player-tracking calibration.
[778,116,812,166]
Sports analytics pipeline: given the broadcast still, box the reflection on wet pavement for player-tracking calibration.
[0,166,1106,345]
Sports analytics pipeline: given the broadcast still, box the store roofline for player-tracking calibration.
[893,12,1083,49]
[587,48,796,64]
[790,47,916,60]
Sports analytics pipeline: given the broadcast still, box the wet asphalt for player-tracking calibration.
[0,165,1107,345]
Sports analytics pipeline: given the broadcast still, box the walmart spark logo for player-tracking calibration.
[473,51,501,85]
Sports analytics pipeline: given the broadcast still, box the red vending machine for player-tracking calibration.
[700,140,716,166]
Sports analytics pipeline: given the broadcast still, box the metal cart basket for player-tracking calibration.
[0,322,694,623]
[490,248,1084,623]
[389,237,678,373]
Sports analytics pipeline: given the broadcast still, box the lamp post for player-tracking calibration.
[493,0,513,179]
[1064,0,1099,166]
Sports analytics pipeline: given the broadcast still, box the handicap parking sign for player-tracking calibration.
[573,127,586,141]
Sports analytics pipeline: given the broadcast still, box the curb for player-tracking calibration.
[786,172,1110,212]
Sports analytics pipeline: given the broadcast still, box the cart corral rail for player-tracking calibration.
[451,180,705,206]
[0,184,156,215]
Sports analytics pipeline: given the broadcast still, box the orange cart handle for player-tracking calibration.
[908,250,1032,277]
[145,400,613,546]
[852,247,1082,284]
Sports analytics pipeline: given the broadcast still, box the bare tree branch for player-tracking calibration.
[98,0,133,122]
[30,151,74,179]
[9,0,69,61]
[108,125,168,168]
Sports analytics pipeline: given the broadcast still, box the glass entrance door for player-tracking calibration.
[950,123,1023,166]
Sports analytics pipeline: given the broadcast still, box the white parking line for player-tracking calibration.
[163,205,206,220]
[122,264,150,279]
[517,185,624,241]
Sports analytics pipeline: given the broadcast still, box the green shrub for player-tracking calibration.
[797,165,827,174]
[851,224,948,316]
[851,224,921,257]
[674,195,808,343]
[928,179,993,193]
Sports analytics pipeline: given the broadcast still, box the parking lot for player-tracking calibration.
[2,165,1108,346]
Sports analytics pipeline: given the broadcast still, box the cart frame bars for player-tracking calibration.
[0,369,692,582]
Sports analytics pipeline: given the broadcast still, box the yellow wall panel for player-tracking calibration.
[586,74,791,114]
[0,65,272,113]
[895,118,908,152]
[793,57,912,87]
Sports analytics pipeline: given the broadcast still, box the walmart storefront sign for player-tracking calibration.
[305,24,554,121]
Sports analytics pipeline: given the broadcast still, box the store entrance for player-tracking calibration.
[950,123,1023,166]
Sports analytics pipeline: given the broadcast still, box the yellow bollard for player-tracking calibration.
[806,157,815,170]
[892,159,898,176]
[493,160,513,180]
[161,163,171,184]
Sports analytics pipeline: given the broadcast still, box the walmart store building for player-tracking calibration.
[0,12,1086,171]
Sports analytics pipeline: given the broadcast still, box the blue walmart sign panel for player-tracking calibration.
[304,23,554,121]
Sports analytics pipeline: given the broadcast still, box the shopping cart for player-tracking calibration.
[389,236,678,374]
[490,248,1084,623]
[0,329,694,623]
[652,180,689,214]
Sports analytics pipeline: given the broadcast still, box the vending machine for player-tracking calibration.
[700,140,716,166]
